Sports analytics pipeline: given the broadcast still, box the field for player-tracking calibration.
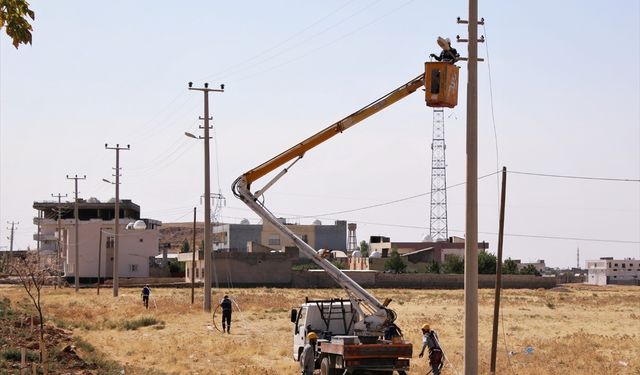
[1,283,639,374]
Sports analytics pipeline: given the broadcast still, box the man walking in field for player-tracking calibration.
[418,324,443,375]
[141,284,151,309]
[220,295,233,334]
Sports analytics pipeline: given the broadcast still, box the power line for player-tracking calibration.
[288,171,500,218]
[508,170,640,182]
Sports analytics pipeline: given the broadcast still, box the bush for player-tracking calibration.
[2,347,38,362]
[384,249,406,274]
[121,316,163,330]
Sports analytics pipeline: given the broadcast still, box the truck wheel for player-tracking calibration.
[320,357,335,375]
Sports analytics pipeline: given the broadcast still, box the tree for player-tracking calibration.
[478,251,497,274]
[503,258,519,275]
[384,249,406,274]
[0,0,35,48]
[442,255,464,274]
[180,239,190,253]
[425,260,441,274]
[359,240,369,257]
[10,251,48,361]
[519,264,541,276]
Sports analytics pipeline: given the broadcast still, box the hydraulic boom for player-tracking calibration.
[233,72,426,337]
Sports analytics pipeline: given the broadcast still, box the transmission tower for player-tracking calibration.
[429,109,448,241]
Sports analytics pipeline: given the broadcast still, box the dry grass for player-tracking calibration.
[1,284,638,374]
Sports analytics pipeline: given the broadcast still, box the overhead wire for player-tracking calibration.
[508,170,640,183]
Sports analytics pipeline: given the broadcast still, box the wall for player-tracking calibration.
[315,221,347,251]
[291,271,557,289]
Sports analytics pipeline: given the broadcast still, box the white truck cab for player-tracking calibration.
[291,298,356,361]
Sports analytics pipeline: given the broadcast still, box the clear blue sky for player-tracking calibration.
[1,0,639,268]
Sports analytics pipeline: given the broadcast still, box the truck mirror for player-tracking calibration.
[290,308,297,323]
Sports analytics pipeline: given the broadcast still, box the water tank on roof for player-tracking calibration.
[240,218,250,225]
[369,251,382,259]
[87,197,100,203]
[313,219,322,225]
[422,234,433,242]
[352,250,362,258]
[132,220,147,230]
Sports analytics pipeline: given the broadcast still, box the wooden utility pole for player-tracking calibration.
[105,143,130,297]
[66,174,86,292]
[6,221,18,263]
[490,166,507,374]
[191,207,197,304]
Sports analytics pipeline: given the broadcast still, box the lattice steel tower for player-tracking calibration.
[429,109,449,241]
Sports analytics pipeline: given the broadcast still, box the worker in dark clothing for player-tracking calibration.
[141,284,151,309]
[220,295,233,334]
[430,36,459,63]
[418,324,443,375]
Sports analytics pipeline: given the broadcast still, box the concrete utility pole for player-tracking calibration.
[191,206,196,304]
[6,221,18,265]
[105,143,130,298]
[51,193,67,288]
[187,81,224,312]
[458,0,482,372]
[66,174,86,292]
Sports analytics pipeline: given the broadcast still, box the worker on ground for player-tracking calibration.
[418,323,443,375]
[141,284,151,309]
[300,332,317,375]
[430,36,459,64]
[220,295,233,334]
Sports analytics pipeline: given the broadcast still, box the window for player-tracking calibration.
[622,263,626,268]
[268,235,280,246]
[613,269,618,271]
[129,264,138,272]
[614,263,618,267]
[301,234,308,243]
[195,268,199,278]
[106,237,115,249]
[139,238,143,243]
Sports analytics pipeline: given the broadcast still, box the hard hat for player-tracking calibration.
[421,324,430,331]
[307,332,318,341]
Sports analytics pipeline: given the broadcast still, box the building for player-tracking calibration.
[352,236,489,271]
[33,198,161,280]
[586,257,640,286]
[512,259,546,273]
[211,219,347,255]
[180,219,347,284]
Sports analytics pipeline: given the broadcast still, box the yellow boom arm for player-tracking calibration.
[242,73,425,187]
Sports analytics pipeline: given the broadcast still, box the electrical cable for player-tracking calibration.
[508,170,640,183]
[482,24,502,199]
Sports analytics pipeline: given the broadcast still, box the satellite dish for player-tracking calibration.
[352,250,362,258]
[132,220,147,230]
[125,222,134,230]
[369,251,382,258]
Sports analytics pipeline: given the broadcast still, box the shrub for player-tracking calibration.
[122,316,163,330]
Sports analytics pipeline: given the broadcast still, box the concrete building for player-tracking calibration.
[212,219,347,255]
[33,198,161,280]
[586,257,640,286]
[352,236,489,271]
[180,219,347,284]
[513,259,546,273]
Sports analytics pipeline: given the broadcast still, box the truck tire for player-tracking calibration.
[320,357,335,375]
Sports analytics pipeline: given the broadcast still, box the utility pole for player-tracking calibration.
[66,174,86,292]
[6,221,18,265]
[191,207,196,304]
[105,143,130,298]
[490,166,507,374]
[458,1,483,373]
[188,81,224,312]
[51,193,67,288]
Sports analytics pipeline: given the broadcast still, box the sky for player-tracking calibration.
[1,1,639,269]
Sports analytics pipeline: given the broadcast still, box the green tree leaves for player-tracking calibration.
[0,0,35,48]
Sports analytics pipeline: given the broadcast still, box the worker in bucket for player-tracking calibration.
[418,324,443,375]
[141,284,151,309]
[219,295,233,334]
[300,332,318,375]
[430,36,459,63]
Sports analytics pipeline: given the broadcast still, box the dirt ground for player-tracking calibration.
[1,283,638,374]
